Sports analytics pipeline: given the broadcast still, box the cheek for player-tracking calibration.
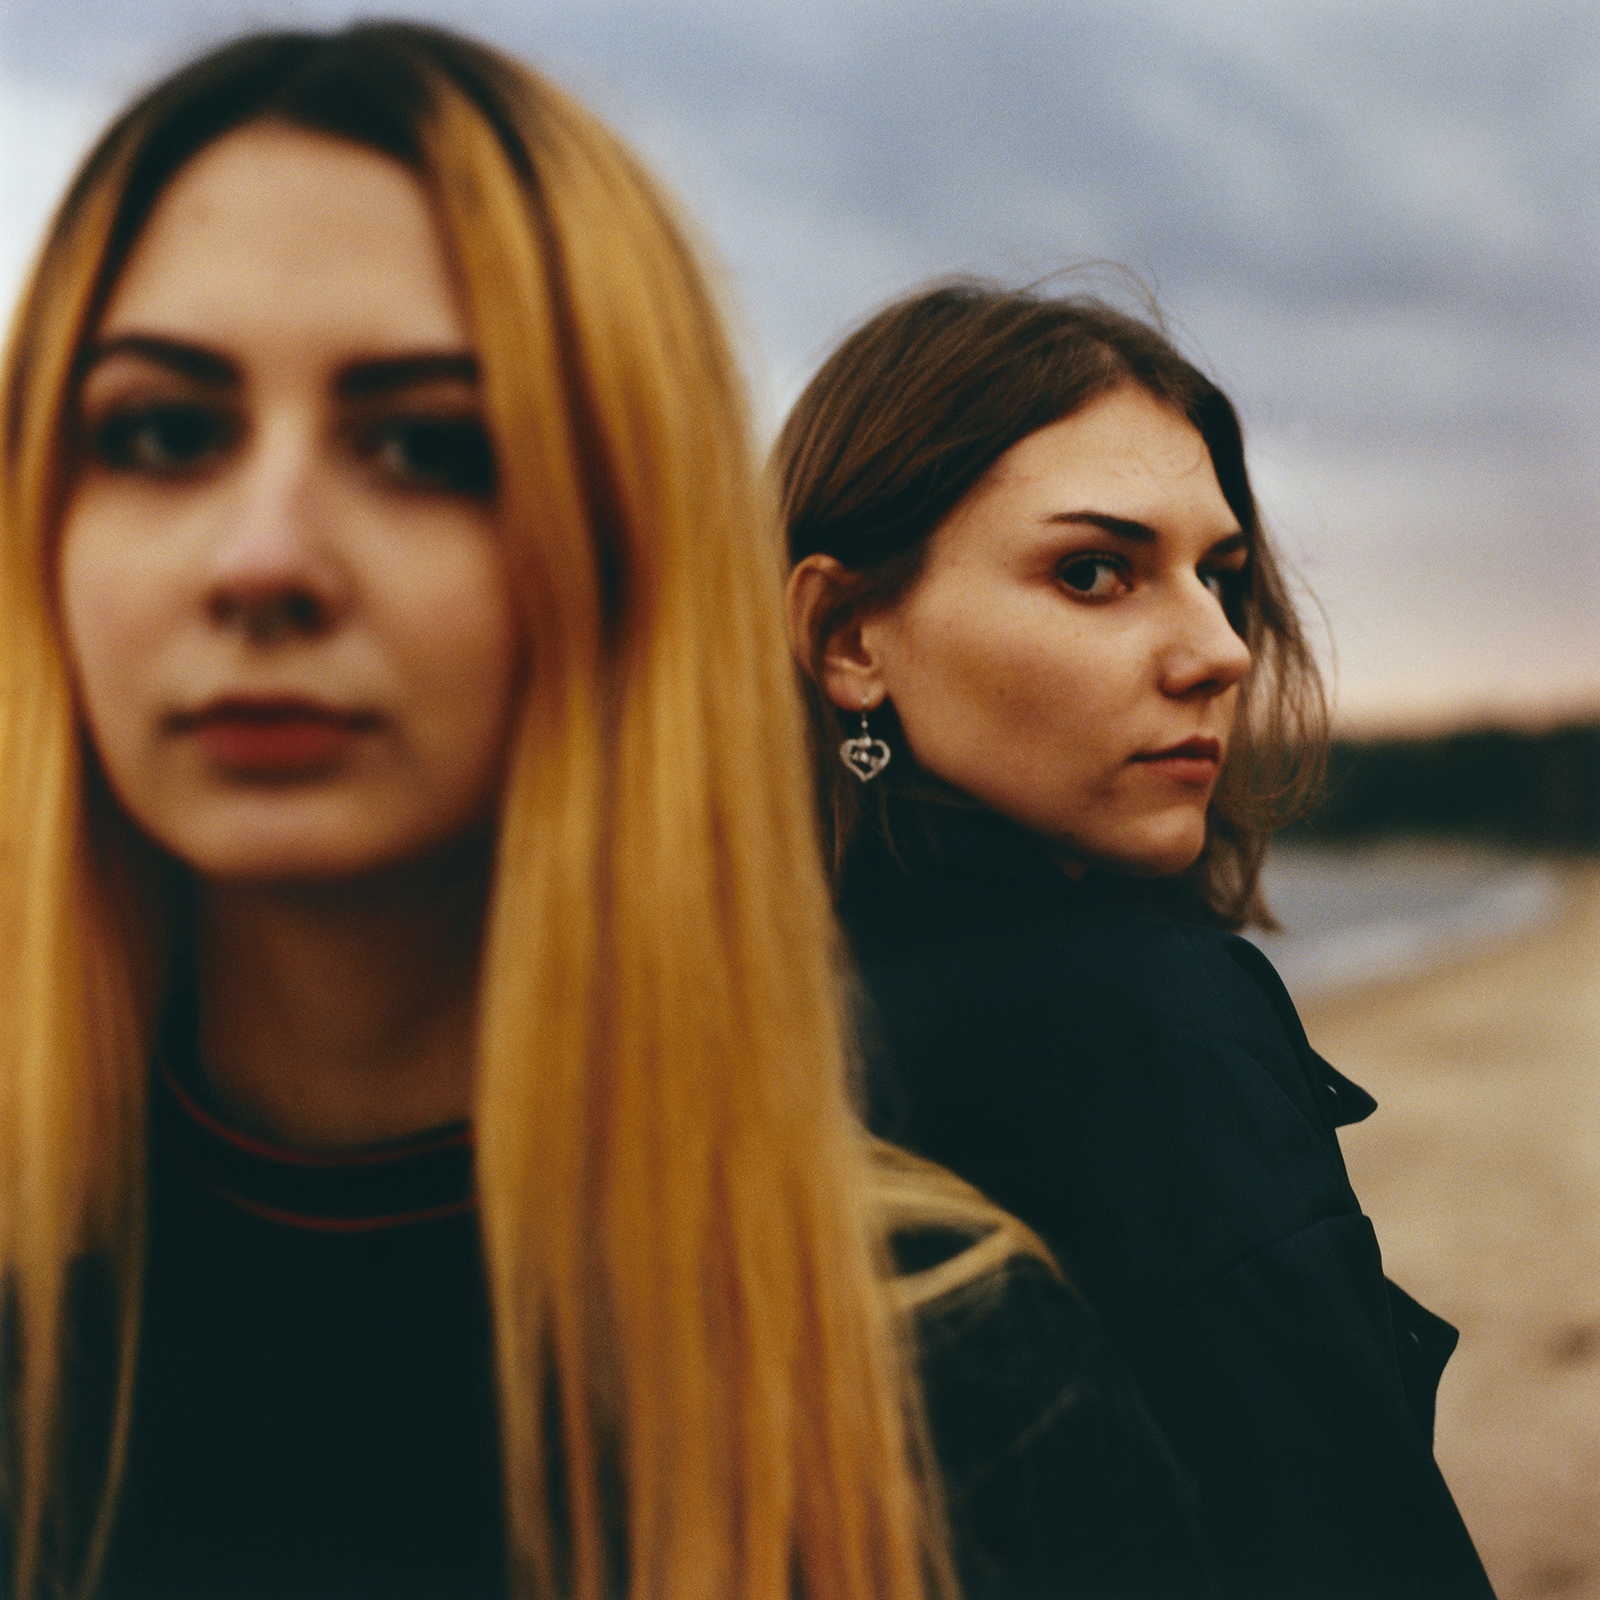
[890,589,1007,712]
[900,596,1104,743]
[57,523,152,739]
[438,556,518,694]
[403,552,521,770]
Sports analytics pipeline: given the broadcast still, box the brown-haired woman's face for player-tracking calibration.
[844,384,1251,876]
[58,124,520,882]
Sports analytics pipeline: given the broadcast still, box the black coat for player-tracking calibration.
[841,806,1496,1600]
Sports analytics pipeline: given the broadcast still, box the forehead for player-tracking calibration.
[990,385,1222,507]
[920,383,1239,572]
[96,123,467,352]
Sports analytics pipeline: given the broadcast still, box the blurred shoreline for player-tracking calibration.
[1298,861,1600,1600]
[1254,840,1570,1000]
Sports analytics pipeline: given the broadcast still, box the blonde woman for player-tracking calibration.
[0,25,1208,1600]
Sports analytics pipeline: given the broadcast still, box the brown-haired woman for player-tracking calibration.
[0,27,1217,1600]
[783,282,1496,1600]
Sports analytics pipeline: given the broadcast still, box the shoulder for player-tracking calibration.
[851,821,1376,1319]
[842,810,1283,1036]
[844,814,1333,1120]
[901,1234,1213,1598]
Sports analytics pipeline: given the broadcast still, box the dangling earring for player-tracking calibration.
[839,697,891,783]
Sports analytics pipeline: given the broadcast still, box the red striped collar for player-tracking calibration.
[155,1058,477,1232]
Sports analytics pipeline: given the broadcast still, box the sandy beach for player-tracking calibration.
[1298,862,1600,1599]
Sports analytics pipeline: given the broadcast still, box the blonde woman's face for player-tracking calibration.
[59,125,520,882]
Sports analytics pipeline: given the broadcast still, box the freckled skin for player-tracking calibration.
[58,127,520,883]
[861,385,1252,877]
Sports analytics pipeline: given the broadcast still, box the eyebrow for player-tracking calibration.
[1045,510,1247,554]
[337,353,479,398]
[75,337,479,398]
[78,334,237,387]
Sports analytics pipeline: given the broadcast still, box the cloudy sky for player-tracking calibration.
[3,0,1595,732]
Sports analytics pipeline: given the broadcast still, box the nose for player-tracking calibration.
[206,422,352,644]
[1157,575,1252,700]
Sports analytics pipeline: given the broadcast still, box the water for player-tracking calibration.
[1248,841,1566,999]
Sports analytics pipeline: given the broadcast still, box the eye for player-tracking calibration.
[1058,555,1127,601]
[367,417,496,499]
[1202,565,1251,634]
[89,401,234,476]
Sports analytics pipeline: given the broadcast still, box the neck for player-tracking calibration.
[194,839,493,1151]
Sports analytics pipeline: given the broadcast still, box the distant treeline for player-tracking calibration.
[1286,722,1600,851]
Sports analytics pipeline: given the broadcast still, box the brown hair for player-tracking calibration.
[778,280,1328,927]
[0,27,1031,1600]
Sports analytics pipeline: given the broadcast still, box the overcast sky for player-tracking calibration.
[3,0,1595,732]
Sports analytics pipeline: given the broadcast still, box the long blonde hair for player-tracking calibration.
[0,24,1035,1599]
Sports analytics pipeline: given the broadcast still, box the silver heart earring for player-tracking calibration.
[839,697,891,783]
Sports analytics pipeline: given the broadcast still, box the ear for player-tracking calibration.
[786,554,889,713]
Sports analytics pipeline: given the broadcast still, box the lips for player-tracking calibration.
[1129,737,1223,786]
[170,697,378,774]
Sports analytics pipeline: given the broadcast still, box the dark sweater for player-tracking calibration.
[97,1066,506,1600]
[839,805,1496,1600]
[42,1054,1208,1599]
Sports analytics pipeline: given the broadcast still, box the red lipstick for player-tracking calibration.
[1130,737,1223,786]
[172,697,376,775]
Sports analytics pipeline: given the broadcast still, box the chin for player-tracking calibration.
[158,824,466,888]
[147,790,499,887]
[171,846,397,886]
[1071,819,1210,881]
